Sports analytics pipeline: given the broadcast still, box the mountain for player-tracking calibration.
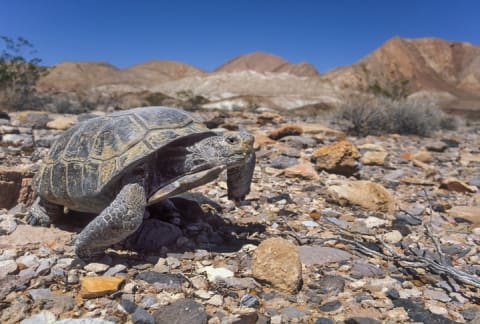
[37,60,206,92]
[325,37,480,98]
[34,38,480,113]
[215,51,319,77]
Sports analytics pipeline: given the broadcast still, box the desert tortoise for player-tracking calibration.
[28,106,255,258]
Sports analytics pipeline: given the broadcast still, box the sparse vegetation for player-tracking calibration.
[175,89,209,111]
[335,93,457,137]
[0,36,49,110]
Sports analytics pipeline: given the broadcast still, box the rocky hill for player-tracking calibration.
[37,60,206,92]
[215,51,319,77]
[35,37,480,114]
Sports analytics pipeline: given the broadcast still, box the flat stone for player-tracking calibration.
[0,225,73,249]
[345,318,381,324]
[240,294,260,308]
[317,275,345,295]
[206,294,223,306]
[16,254,40,269]
[382,230,403,243]
[298,246,352,266]
[222,277,257,289]
[103,264,127,276]
[252,237,302,293]
[136,271,185,290]
[447,206,480,227]
[0,216,17,235]
[55,319,115,324]
[327,180,395,214]
[204,266,234,282]
[424,289,451,302]
[0,259,18,279]
[46,115,77,130]
[440,177,478,193]
[80,276,125,299]
[284,162,320,180]
[84,262,109,273]
[20,310,56,324]
[131,307,155,324]
[361,151,389,166]
[270,156,298,169]
[318,300,342,313]
[153,298,207,324]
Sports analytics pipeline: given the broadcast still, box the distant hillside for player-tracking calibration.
[35,38,480,113]
[215,51,319,77]
[325,37,480,98]
[37,60,205,92]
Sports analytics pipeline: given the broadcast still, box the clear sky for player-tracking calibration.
[1,0,478,73]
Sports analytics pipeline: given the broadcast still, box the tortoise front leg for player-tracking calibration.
[227,151,256,202]
[27,197,63,226]
[75,183,146,259]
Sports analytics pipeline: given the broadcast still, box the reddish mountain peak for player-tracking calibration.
[215,51,319,77]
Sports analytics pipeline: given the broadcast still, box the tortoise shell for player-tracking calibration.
[34,106,212,208]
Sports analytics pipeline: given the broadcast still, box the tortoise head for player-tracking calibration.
[185,131,254,172]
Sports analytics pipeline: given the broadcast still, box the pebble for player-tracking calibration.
[204,266,234,282]
[298,246,352,266]
[80,276,125,299]
[20,311,56,324]
[152,299,207,324]
[240,294,260,308]
[0,259,18,279]
[131,307,155,324]
[84,262,110,273]
[103,264,127,276]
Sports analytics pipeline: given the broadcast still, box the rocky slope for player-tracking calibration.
[0,108,479,323]
[35,37,480,113]
[215,51,319,77]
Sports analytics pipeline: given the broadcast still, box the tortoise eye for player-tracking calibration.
[226,136,239,145]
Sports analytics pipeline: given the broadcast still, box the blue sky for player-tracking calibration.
[1,1,478,73]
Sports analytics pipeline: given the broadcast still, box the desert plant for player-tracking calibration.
[335,94,456,137]
[175,89,209,111]
[0,36,49,110]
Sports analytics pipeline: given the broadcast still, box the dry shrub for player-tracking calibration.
[334,93,457,137]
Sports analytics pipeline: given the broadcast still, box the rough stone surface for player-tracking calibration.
[312,140,360,176]
[252,238,302,293]
[327,180,395,214]
[153,299,207,324]
[298,246,353,266]
[80,276,125,298]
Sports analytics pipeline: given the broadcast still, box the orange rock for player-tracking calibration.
[268,124,303,140]
[252,238,302,293]
[254,134,276,147]
[311,140,360,176]
[80,276,125,299]
[0,165,35,209]
[440,178,478,193]
[400,152,412,160]
[413,151,433,163]
[284,162,319,180]
[327,180,395,214]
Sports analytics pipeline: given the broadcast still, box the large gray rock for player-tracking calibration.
[153,299,207,324]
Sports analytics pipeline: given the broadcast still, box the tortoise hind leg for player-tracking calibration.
[75,183,146,259]
[27,197,63,226]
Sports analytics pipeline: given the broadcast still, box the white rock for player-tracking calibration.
[427,304,448,315]
[194,289,212,299]
[20,310,56,324]
[206,294,224,306]
[302,220,319,227]
[382,230,403,243]
[363,216,388,229]
[204,266,234,282]
[84,262,109,273]
[0,259,18,279]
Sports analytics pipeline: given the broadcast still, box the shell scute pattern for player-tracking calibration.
[36,106,211,206]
